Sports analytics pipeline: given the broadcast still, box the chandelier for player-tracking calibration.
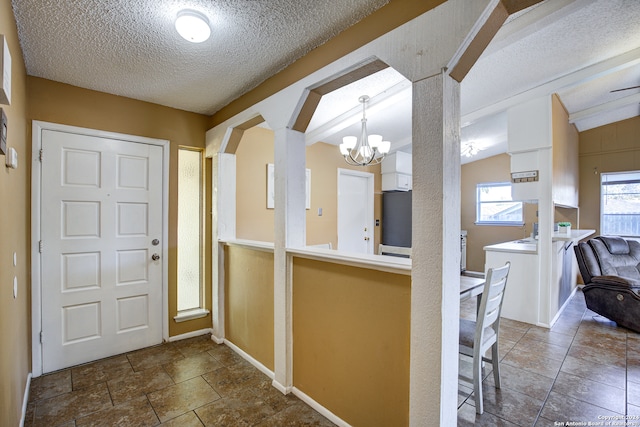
[339,95,390,166]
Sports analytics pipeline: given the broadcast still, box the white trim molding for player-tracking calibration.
[166,329,214,342]
[20,373,32,427]
[224,339,274,380]
[292,387,352,427]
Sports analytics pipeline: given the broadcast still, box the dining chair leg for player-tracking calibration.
[491,344,501,389]
[473,349,484,414]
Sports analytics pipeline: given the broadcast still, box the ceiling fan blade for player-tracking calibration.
[610,85,640,93]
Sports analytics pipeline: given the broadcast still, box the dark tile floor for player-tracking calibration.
[24,336,335,426]
[24,288,639,426]
[458,288,640,426]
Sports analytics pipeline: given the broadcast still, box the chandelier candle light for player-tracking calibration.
[339,95,390,166]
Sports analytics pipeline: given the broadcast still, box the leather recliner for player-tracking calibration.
[574,236,640,333]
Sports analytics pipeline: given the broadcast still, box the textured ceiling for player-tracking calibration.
[309,0,640,163]
[11,0,389,115]
[10,0,640,162]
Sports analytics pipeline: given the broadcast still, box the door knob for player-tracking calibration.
[152,253,160,261]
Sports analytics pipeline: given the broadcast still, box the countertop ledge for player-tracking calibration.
[551,229,596,242]
[483,229,596,254]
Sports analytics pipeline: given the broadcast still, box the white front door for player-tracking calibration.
[337,168,374,253]
[40,129,164,373]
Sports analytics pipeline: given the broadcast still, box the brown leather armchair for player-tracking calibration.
[574,236,640,333]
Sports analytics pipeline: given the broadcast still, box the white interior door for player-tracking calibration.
[337,168,374,253]
[40,129,164,373]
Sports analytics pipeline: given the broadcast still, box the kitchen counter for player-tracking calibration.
[552,229,596,242]
[483,239,537,254]
[483,229,596,327]
[483,229,596,255]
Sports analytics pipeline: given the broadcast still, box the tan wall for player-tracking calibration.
[578,115,640,235]
[0,0,30,423]
[292,257,410,427]
[27,77,212,337]
[235,127,382,249]
[461,154,538,272]
[224,245,274,370]
[552,94,579,208]
[235,127,274,242]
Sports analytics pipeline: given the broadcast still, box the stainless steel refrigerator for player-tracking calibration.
[382,190,412,248]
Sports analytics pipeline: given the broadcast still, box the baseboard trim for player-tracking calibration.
[219,341,350,426]
[167,328,213,342]
[20,373,32,427]
[211,333,224,344]
[223,339,274,380]
[292,386,351,427]
[271,379,292,394]
[549,285,580,327]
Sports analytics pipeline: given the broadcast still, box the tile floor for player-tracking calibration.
[458,288,640,426]
[24,336,335,426]
[24,288,639,426]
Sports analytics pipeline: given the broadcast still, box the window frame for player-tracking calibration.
[174,146,209,322]
[600,170,640,238]
[475,181,524,226]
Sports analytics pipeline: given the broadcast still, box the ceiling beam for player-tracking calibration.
[449,0,548,83]
[291,58,389,133]
[462,47,640,126]
[449,2,509,83]
[304,79,411,145]
[482,0,590,58]
[501,0,549,14]
[569,92,640,124]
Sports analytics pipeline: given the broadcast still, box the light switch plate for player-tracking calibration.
[5,146,17,169]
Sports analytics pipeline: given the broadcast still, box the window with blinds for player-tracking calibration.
[601,171,640,237]
[476,182,523,226]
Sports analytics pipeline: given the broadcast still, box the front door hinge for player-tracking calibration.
[39,149,43,162]
[40,331,43,343]
[39,240,43,253]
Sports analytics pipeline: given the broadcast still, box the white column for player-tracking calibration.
[272,127,306,393]
[410,70,461,425]
[211,152,236,343]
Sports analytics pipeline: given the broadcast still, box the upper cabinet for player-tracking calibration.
[382,151,412,191]
[507,95,579,207]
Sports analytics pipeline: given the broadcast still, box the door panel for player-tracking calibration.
[41,129,163,373]
[337,169,374,254]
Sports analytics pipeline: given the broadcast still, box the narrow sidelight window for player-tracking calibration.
[177,147,205,316]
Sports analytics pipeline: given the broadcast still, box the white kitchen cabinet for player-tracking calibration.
[484,241,540,325]
[484,229,595,327]
[381,152,411,175]
[382,172,411,191]
[381,152,412,191]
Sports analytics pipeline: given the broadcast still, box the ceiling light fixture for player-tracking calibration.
[461,141,480,158]
[175,10,211,43]
[339,95,390,166]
